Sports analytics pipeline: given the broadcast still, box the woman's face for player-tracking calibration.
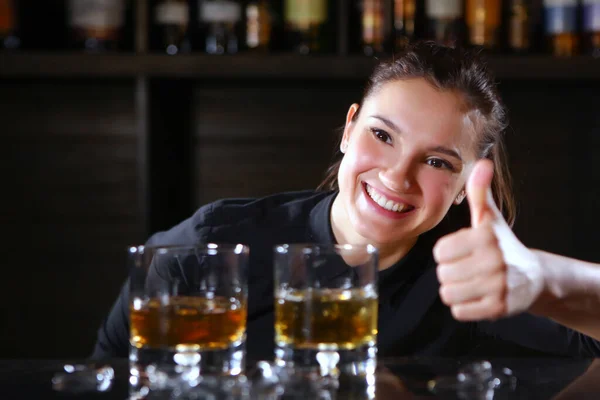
[335,78,479,247]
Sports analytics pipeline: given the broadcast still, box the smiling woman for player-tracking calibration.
[91,41,600,363]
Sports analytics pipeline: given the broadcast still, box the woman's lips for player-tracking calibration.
[362,183,416,219]
[364,183,415,213]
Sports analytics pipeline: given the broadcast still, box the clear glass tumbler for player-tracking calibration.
[273,243,378,379]
[128,243,249,397]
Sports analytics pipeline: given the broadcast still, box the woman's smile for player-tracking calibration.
[362,182,416,220]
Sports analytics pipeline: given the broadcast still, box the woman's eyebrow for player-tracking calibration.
[371,115,401,133]
[429,146,463,162]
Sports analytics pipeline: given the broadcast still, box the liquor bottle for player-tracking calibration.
[361,0,388,55]
[284,0,329,55]
[67,0,126,51]
[393,0,419,51]
[154,0,191,55]
[0,0,19,49]
[466,0,502,49]
[543,0,579,56]
[246,0,272,51]
[425,0,465,47]
[582,0,600,55]
[508,0,531,52]
[198,0,242,54]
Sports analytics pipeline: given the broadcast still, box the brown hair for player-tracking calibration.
[318,41,516,227]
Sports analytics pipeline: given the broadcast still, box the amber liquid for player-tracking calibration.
[394,0,417,51]
[466,0,501,48]
[0,0,15,37]
[362,0,386,55]
[549,32,579,56]
[246,0,272,51]
[284,0,329,54]
[275,288,378,350]
[130,296,246,351]
[509,0,530,52]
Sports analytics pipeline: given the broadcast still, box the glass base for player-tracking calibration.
[129,342,245,399]
[274,343,377,379]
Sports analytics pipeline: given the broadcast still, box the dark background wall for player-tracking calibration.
[1,80,142,358]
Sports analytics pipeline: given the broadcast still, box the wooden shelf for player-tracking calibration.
[1,52,600,80]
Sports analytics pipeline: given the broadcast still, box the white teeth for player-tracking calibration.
[365,184,409,213]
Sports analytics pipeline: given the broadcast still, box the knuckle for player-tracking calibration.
[433,241,449,262]
[439,285,454,304]
[436,264,449,282]
[451,305,464,320]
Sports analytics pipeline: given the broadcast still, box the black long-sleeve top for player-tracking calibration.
[91,190,600,361]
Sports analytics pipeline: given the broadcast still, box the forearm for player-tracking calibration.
[530,250,600,342]
[90,280,131,360]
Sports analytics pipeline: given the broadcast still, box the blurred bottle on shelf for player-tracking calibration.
[0,0,19,49]
[197,0,242,54]
[508,0,532,52]
[582,0,600,56]
[153,0,191,55]
[393,0,420,51]
[425,0,465,47]
[67,0,127,51]
[466,0,502,49]
[361,0,390,56]
[543,0,579,56]
[284,0,330,54]
[246,0,272,51]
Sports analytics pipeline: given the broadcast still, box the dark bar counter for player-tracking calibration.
[1,357,598,399]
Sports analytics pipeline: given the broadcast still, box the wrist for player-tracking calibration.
[528,249,572,315]
[529,250,600,317]
[535,250,570,299]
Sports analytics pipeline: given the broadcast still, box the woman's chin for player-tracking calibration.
[354,223,408,246]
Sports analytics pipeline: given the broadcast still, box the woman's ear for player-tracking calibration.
[341,103,360,153]
[454,189,466,205]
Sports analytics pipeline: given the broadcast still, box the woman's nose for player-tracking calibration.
[378,163,413,193]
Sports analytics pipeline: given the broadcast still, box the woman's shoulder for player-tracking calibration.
[145,190,334,246]
[199,189,333,225]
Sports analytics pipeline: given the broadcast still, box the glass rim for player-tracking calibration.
[274,243,378,254]
[127,243,250,255]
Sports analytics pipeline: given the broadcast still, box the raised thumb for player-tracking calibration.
[467,159,497,227]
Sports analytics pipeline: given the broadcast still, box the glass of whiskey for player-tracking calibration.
[127,243,249,398]
[273,243,379,381]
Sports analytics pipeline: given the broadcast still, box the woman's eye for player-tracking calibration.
[371,128,391,144]
[427,158,453,171]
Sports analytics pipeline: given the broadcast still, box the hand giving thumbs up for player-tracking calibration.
[433,159,544,321]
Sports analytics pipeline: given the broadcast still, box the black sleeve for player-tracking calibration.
[89,280,131,360]
[476,313,600,357]
[89,207,215,360]
[89,256,186,361]
[92,203,232,360]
